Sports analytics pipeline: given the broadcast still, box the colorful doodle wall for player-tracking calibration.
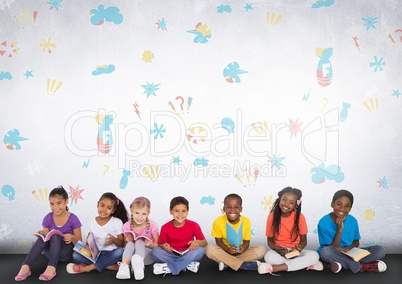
[1,0,401,253]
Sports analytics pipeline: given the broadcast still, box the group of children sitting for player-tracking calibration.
[14,186,387,282]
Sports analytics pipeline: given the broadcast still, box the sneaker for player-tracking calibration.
[360,260,387,273]
[116,262,130,279]
[131,254,145,280]
[218,262,228,271]
[241,260,261,270]
[329,261,342,273]
[258,262,273,274]
[186,261,200,273]
[306,261,324,271]
[153,263,171,275]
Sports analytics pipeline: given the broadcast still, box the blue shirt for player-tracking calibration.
[317,213,360,253]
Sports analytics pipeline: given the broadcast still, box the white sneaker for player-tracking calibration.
[306,260,324,271]
[186,261,200,273]
[153,263,171,275]
[131,254,145,280]
[116,262,130,279]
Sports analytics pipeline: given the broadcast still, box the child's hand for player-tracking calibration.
[105,233,116,245]
[277,245,288,256]
[63,233,73,244]
[161,243,172,252]
[144,239,152,247]
[187,240,199,250]
[294,245,302,252]
[229,245,239,254]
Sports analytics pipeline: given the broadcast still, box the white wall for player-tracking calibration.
[1,0,401,254]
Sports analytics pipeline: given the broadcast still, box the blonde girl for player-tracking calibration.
[116,196,159,280]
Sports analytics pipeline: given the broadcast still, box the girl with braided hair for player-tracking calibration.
[116,196,159,280]
[258,186,323,275]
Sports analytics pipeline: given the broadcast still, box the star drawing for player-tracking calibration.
[288,118,303,139]
[150,123,166,139]
[369,56,385,72]
[361,16,380,31]
[68,185,84,206]
[267,154,285,169]
[141,81,161,98]
[377,176,388,189]
[244,3,253,12]
[23,70,34,79]
[156,17,167,31]
[172,156,182,165]
[391,89,401,99]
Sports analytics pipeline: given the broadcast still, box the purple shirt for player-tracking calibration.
[42,212,82,234]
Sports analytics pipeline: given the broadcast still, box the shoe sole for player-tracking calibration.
[132,255,145,280]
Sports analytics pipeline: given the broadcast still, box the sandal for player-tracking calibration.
[66,263,84,274]
[38,272,56,281]
[15,270,31,281]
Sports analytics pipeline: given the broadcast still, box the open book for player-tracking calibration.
[73,232,101,263]
[33,229,64,242]
[226,221,243,250]
[172,247,190,256]
[123,230,151,241]
[341,247,371,262]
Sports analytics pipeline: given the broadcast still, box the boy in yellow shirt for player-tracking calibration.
[205,193,266,271]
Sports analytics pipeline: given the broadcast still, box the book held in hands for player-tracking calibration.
[171,247,190,256]
[341,247,371,262]
[33,229,64,242]
[73,232,101,263]
[226,221,243,251]
[123,230,151,241]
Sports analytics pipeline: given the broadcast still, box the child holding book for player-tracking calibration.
[151,196,207,276]
[258,186,323,275]
[317,189,387,273]
[116,196,159,280]
[205,193,266,271]
[66,192,129,274]
[15,186,83,281]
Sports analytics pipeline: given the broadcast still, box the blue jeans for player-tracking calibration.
[23,235,73,268]
[319,245,385,273]
[152,247,205,275]
[72,247,123,272]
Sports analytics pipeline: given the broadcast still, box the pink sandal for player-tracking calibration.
[66,263,84,274]
[38,271,56,281]
[15,270,31,281]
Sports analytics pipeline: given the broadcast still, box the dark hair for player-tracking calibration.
[270,186,303,242]
[332,189,354,206]
[98,192,129,223]
[170,196,189,210]
[224,193,242,206]
[49,185,69,211]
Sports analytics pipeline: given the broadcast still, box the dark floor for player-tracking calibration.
[2,254,401,284]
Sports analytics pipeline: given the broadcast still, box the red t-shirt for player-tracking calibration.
[158,219,205,251]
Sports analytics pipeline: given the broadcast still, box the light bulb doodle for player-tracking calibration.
[2,184,15,201]
[119,169,131,189]
[221,117,235,134]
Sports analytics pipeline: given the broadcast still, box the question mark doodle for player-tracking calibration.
[175,96,184,114]
[102,164,109,177]
[21,9,30,27]
[322,97,329,111]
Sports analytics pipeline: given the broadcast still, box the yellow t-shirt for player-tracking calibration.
[211,214,252,248]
